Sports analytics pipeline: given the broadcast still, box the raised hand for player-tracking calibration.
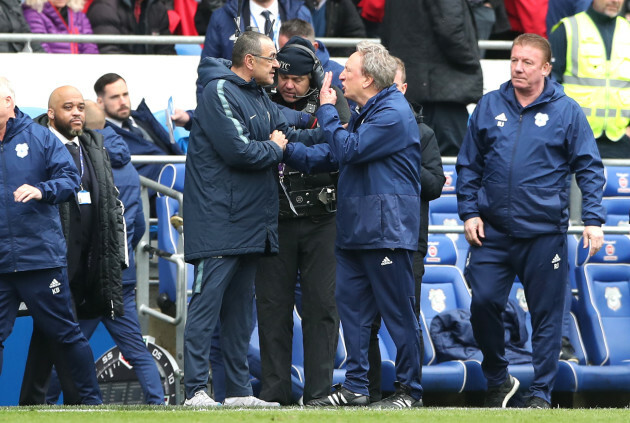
[319,72,337,106]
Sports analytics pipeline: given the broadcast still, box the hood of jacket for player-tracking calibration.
[198,56,260,91]
[498,77,566,110]
[3,107,34,142]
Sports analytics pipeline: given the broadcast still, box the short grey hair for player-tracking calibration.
[0,76,15,101]
[356,41,397,91]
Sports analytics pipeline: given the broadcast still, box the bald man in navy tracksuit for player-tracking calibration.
[457,34,606,409]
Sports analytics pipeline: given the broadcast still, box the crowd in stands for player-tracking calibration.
[1,0,630,410]
[2,1,629,56]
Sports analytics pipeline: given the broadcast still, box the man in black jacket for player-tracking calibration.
[256,36,348,406]
[367,57,446,406]
[20,86,126,405]
[381,0,483,158]
[0,0,44,52]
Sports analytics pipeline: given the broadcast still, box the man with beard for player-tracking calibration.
[94,73,186,184]
[19,85,127,405]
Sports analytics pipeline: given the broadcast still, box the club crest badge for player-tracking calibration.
[428,288,447,313]
[15,143,29,158]
[605,286,622,311]
[534,113,549,127]
[516,288,529,312]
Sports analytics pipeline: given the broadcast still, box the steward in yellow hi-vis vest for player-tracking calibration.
[553,10,630,142]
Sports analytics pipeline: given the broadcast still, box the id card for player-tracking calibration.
[77,190,92,205]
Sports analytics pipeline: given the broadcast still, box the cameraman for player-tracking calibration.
[256,36,350,406]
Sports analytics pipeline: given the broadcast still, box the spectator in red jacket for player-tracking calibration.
[504,0,548,37]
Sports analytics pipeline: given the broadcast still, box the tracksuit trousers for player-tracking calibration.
[184,255,257,400]
[465,223,567,404]
[0,267,101,405]
[40,284,164,405]
[336,248,423,401]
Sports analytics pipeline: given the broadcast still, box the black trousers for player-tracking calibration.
[256,214,339,405]
[422,102,470,158]
[367,251,425,401]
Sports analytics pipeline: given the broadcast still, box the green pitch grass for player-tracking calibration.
[1,407,630,423]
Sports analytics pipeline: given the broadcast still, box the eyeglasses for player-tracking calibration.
[252,53,279,63]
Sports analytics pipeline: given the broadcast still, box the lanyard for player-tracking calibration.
[278,163,298,215]
[77,144,86,190]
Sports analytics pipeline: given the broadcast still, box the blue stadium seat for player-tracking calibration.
[602,198,630,227]
[441,164,457,195]
[428,196,468,271]
[421,235,475,392]
[156,164,193,302]
[175,43,202,56]
[558,234,630,392]
[574,235,630,365]
[20,106,47,119]
[603,166,630,197]
[601,166,630,228]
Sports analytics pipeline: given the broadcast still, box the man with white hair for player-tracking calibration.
[284,42,424,408]
[0,77,102,405]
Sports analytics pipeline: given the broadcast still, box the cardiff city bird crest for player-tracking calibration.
[534,113,549,127]
[605,286,622,311]
[15,143,29,158]
[516,288,529,312]
[428,288,447,313]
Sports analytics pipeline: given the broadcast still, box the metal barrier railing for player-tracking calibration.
[0,32,514,51]
[136,175,187,382]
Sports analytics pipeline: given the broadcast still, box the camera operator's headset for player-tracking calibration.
[277,43,325,91]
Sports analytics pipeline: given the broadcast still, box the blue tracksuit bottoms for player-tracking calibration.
[336,248,423,400]
[45,284,165,405]
[464,223,567,404]
[0,267,101,405]
[184,255,257,400]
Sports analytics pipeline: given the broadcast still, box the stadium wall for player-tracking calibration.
[2,54,510,113]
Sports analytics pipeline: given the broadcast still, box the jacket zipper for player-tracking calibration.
[507,113,524,235]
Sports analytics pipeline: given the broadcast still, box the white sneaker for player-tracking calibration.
[224,396,280,407]
[183,390,221,407]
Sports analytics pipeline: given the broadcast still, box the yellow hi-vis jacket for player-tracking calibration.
[559,12,630,141]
